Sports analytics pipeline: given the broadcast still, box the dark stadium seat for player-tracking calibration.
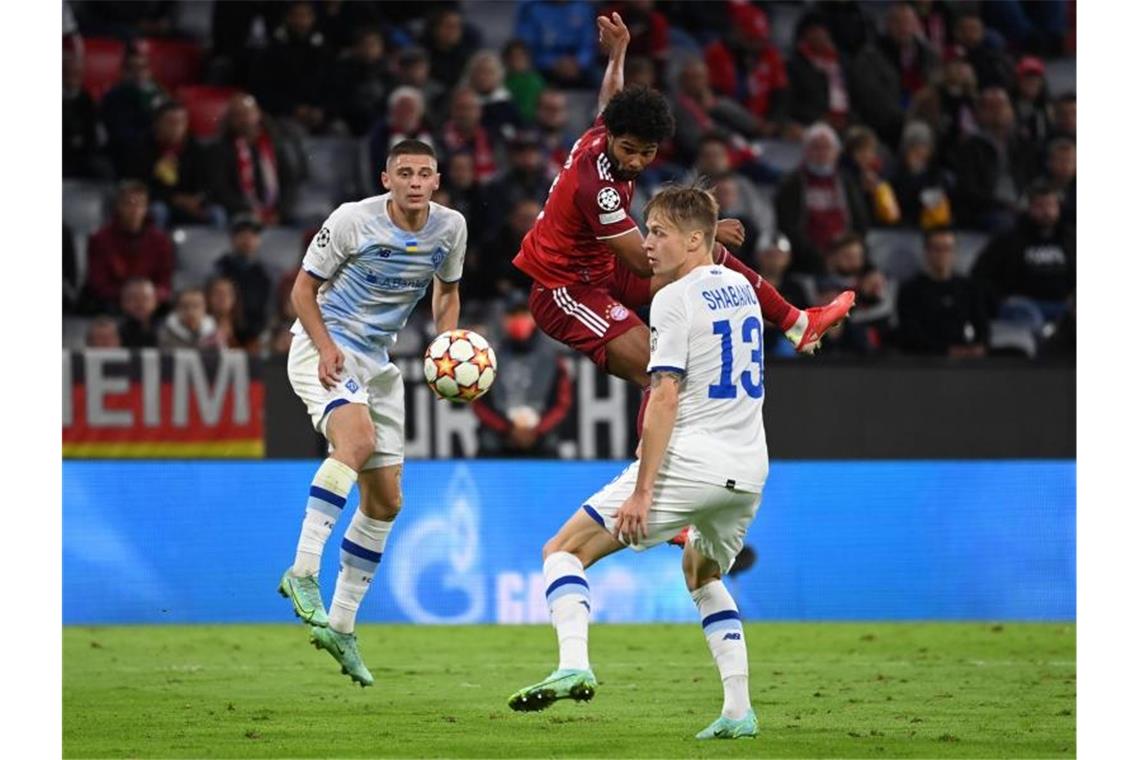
[170,226,230,291]
[78,37,125,101]
[301,136,363,195]
[755,140,803,175]
[259,227,305,284]
[63,316,94,350]
[140,38,203,93]
[865,228,923,282]
[954,231,990,274]
[176,85,242,139]
[989,320,1038,358]
[63,180,111,237]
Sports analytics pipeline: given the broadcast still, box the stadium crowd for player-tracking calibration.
[63,0,1076,360]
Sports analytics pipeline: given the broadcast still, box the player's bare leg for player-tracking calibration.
[279,403,374,626]
[509,510,624,711]
[684,543,758,739]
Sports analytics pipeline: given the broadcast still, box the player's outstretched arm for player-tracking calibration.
[431,276,461,334]
[596,12,630,113]
[614,370,680,545]
[292,271,344,389]
[603,227,652,278]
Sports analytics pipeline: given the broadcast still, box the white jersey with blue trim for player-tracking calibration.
[647,264,768,492]
[291,193,467,359]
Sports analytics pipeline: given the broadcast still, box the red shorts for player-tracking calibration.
[528,261,652,368]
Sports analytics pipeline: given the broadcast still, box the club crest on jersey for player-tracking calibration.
[607,304,629,322]
[596,186,621,212]
[431,247,446,269]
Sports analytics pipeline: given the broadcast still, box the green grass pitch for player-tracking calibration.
[64,622,1074,758]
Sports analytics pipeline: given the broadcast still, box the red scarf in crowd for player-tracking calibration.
[798,40,849,121]
[235,130,279,221]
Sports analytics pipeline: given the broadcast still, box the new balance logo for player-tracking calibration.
[722,632,742,641]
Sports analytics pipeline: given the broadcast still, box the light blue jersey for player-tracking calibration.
[292,193,467,359]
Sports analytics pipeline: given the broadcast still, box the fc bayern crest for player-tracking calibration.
[608,304,629,321]
[596,186,621,212]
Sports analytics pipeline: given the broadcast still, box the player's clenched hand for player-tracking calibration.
[317,344,345,390]
[613,491,651,546]
[597,12,630,54]
[715,219,746,249]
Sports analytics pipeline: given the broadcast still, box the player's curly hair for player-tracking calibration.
[602,85,675,144]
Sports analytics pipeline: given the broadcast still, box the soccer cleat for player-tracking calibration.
[309,626,374,687]
[278,570,329,627]
[695,709,759,740]
[508,668,598,712]
[668,526,691,548]
[794,290,856,353]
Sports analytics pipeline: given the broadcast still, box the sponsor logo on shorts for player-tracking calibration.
[596,186,621,212]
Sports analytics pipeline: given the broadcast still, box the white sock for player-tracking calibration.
[328,509,393,634]
[292,458,358,576]
[543,551,590,671]
[692,580,751,720]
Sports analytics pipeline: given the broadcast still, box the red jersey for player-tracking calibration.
[513,120,639,287]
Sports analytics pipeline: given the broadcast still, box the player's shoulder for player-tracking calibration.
[328,195,382,226]
[428,200,467,231]
[572,126,618,187]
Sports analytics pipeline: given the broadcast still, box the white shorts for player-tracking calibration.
[583,462,763,574]
[287,333,405,470]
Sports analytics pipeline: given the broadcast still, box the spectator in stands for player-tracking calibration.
[878,2,940,104]
[815,0,873,58]
[982,0,1069,58]
[82,181,174,314]
[125,101,222,229]
[671,57,764,165]
[100,47,166,176]
[1044,137,1076,228]
[441,151,489,247]
[953,10,1014,90]
[74,1,176,39]
[86,316,122,349]
[898,227,990,357]
[485,131,554,231]
[817,233,891,354]
[756,234,810,357]
[63,52,111,180]
[471,292,573,458]
[686,133,774,248]
[314,0,392,53]
[438,87,498,184]
[118,277,160,349]
[514,0,598,88]
[655,0,731,46]
[971,180,1075,323]
[710,176,761,261]
[208,93,299,225]
[253,1,333,134]
[775,123,869,275]
[461,50,524,143]
[327,27,392,136]
[913,0,954,58]
[602,1,668,79]
[422,7,482,89]
[908,51,979,161]
[206,275,252,349]
[888,121,953,230]
[952,86,1036,231]
[1011,56,1051,152]
[701,3,790,137]
[534,88,575,168]
[475,198,542,301]
[502,39,545,123]
[369,87,436,187]
[1051,92,1076,141]
[840,127,900,226]
[159,287,219,350]
[786,13,850,131]
[214,215,271,341]
[393,46,448,126]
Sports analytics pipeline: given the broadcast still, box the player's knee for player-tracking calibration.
[361,488,401,521]
[541,535,565,560]
[682,550,721,591]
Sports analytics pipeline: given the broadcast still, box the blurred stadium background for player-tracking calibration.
[61,0,1075,755]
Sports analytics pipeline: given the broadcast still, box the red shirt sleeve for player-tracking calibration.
[704,42,735,96]
[572,159,638,241]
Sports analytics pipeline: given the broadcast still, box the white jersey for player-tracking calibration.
[647,264,768,492]
[292,194,467,360]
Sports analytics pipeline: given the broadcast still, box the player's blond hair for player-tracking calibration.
[644,184,719,252]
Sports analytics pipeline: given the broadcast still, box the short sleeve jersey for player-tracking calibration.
[292,194,467,359]
[512,119,639,287]
[648,265,768,491]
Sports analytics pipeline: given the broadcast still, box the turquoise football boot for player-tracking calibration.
[508,668,598,712]
[278,570,329,627]
[695,709,759,739]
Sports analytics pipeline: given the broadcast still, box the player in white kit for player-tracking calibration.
[278,139,467,686]
[508,185,769,739]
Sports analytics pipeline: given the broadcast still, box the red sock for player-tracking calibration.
[716,244,801,331]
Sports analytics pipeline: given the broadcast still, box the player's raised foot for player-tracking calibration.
[508,668,597,712]
[668,526,691,548]
[795,290,856,353]
[309,626,374,687]
[278,570,329,627]
[695,709,759,740]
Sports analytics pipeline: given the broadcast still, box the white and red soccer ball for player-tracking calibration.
[423,329,498,402]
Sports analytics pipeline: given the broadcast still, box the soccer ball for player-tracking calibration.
[424,329,498,402]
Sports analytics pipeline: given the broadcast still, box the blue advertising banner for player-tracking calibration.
[63,460,1074,624]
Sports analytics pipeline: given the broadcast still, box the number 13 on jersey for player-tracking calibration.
[708,316,764,399]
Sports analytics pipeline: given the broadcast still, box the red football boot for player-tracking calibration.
[668,526,691,548]
[792,290,856,353]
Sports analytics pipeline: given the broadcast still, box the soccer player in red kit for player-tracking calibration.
[514,12,854,394]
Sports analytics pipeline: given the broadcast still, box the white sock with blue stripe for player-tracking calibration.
[693,580,751,720]
[328,509,393,634]
[292,458,358,577]
[543,551,591,671]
